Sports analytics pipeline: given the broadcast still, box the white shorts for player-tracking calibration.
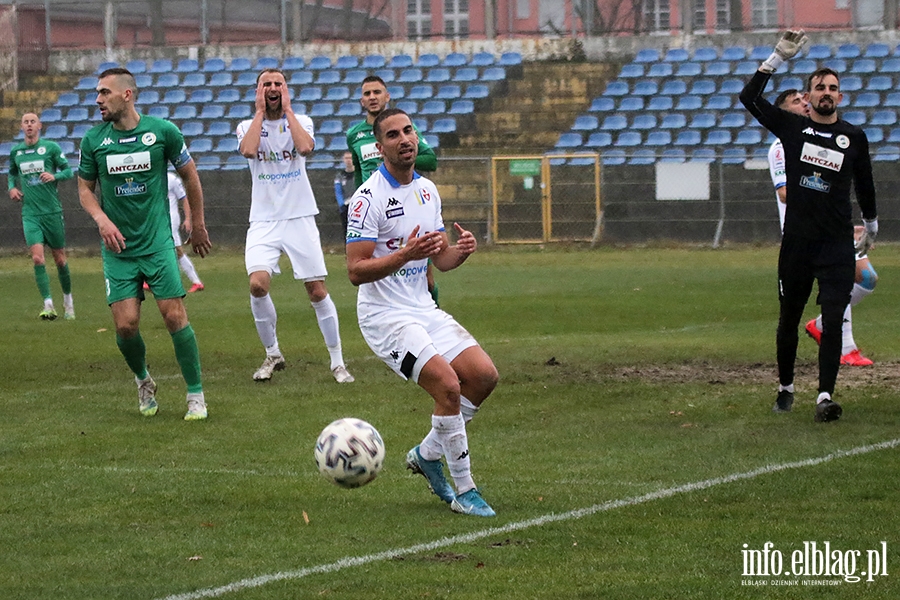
[245,216,327,281]
[359,305,478,383]
[171,222,183,246]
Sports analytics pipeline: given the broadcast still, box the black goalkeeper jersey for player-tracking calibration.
[740,70,876,242]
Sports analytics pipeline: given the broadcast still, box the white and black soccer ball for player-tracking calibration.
[314,418,385,489]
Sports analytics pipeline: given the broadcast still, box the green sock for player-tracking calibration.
[116,333,148,379]
[34,265,51,300]
[57,263,72,295]
[171,324,203,394]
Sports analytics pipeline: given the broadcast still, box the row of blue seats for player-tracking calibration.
[76,66,508,92]
[60,83,491,109]
[95,51,523,75]
[603,74,900,98]
[634,42,897,64]
[622,57,900,79]
[593,90,900,114]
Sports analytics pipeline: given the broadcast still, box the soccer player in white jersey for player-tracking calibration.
[768,89,877,368]
[237,68,354,383]
[166,172,204,293]
[346,108,499,517]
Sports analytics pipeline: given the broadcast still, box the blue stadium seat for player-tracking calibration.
[146,106,169,119]
[632,81,658,96]
[58,140,76,154]
[307,154,335,169]
[885,91,900,107]
[229,57,252,71]
[180,72,205,87]
[448,99,474,115]
[188,89,214,103]
[317,119,342,135]
[71,123,92,139]
[335,55,359,70]
[660,148,686,162]
[255,56,279,70]
[881,57,900,73]
[889,127,900,142]
[645,131,671,146]
[660,113,687,129]
[126,59,146,73]
[704,96,731,110]
[722,147,747,164]
[389,54,413,69]
[572,115,599,131]
[585,131,612,148]
[822,58,847,72]
[63,108,88,122]
[344,69,366,84]
[849,59,877,74]
[208,72,233,87]
[689,113,716,129]
[148,58,172,73]
[172,105,197,120]
[203,58,226,72]
[222,155,249,170]
[326,136,349,152]
[75,77,95,91]
[407,85,434,100]
[675,62,702,77]
[602,80,629,96]
[719,79,743,94]
[336,102,360,117]
[555,132,583,148]
[438,52,464,68]
[135,90,159,105]
[435,84,461,100]
[189,138,213,153]
[198,105,225,120]
[721,46,746,61]
[452,67,478,82]
[373,68,395,82]
[614,131,641,147]
[483,67,507,81]
[663,48,689,62]
[470,52,495,67]
[417,53,441,68]
[44,124,68,139]
[790,59,816,74]
[155,73,179,88]
[838,75,863,91]
[420,100,446,115]
[215,88,240,103]
[498,52,522,66]
[749,46,772,61]
[867,75,892,91]
[226,105,251,120]
[235,72,257,87]
[647,96,673,111]
[619,63,644,78]
[873,144,900,161]
[134,74,153,89]
[660,80,686,95]
[870,110,897,126]
[308,56,332,70]
[776,77,804,92]
[309,102,334,117]
[629,148,656,165]
[618,96,644,111]
[734,129,762,145]
[691,148,716,163]
[175,59,199,73]
[289,71,313,85]
[386,85,405,99]
[362,54,387,69]
[195,155,221,171]
[854,92,880,108]
[601,149,626,165]
[693,47,718,62]
[398,68,424,83]
[463,84,489,99]
[689,79,716,95]
[675,96,702,110]
[316,70,342,85]
[298,87,323,102]
[206,121,232,137]
[835,43,861,59]
[600,114,628,131]
[805,44,832,60]
[864,43,891,58]
[95,61,118,74]
[323,86,350,101]
[431,117,457,133]
[634,48,660,63]
[734,61,758,76]
[589,97,615,112]
[719,112,746,128]
[646,62,673,78]
[181,121,203,137]
[704,61,730,76]
[632,114,657,130]
[282,56,305,71]
[674,130,701,146]
[425,67,451,83]
[704,129,732,145]
[864,126,884,143]
[56,92,79,107]
[423,134,439,148]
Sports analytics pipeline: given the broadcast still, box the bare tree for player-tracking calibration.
[149,0,165,46]
[561,0,643,36]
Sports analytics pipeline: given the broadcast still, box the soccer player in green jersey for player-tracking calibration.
[346,75,441,304]
[77,67,212,421]
[8,112,76,320]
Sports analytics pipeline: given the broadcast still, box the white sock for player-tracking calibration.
[433,413,475,494]
[850,282,873,307]
[840,304,856,355]
[44,298,54,310]
[250,294,279,353]
[63,293,73,311]
[460,396,479,423]
[311,294,343,370]
[817,392,832,404]
[778,383,794,393]
[419,426,443,461]
[178,254,201,285]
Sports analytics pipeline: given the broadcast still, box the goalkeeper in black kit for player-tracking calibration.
[740,30,878,423]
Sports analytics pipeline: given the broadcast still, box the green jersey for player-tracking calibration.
[345,119,437,188]
[8,138,73,217]
[78,116,191,258]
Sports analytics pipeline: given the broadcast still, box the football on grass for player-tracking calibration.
[314,418,385,488]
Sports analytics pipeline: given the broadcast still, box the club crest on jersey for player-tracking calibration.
[800,142,843,172]
[414,187,431,205]
[836,134,850,149]
[142,132,157,146]
[37,146,47,155]
[800,172,831,193]
[106,151,152,174]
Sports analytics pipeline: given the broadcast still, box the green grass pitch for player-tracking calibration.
[1,244,898,599]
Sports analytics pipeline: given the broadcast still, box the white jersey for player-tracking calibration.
[768,139,787,233]
[236,114,319,222]
[346,165,444,312]
[167,171,186,230]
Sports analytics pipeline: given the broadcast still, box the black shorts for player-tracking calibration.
[778,234,855,307]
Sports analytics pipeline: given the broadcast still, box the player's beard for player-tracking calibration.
[265,97,282,120]
[812,97,836,117]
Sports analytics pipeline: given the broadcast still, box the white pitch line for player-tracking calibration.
[158,438,900,600]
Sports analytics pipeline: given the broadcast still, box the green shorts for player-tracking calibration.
[22,213,66,249]
[103,248,185,305]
